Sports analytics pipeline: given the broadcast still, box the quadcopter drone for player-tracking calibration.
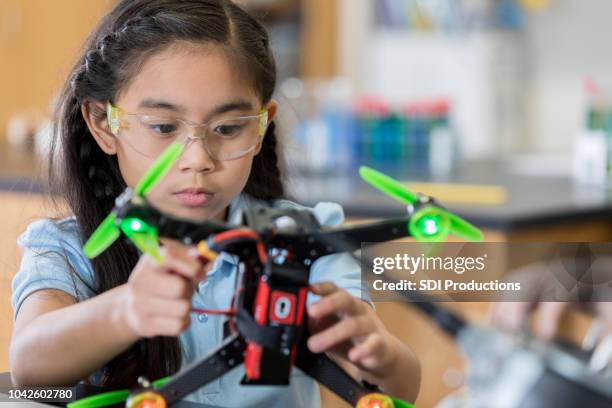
[68,143,482,408]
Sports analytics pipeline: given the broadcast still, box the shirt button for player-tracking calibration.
[197,313,209,323]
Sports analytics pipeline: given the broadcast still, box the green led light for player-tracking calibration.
[119,218,163,263]
[409,206,450,242]
[422,216,440,236]
[130,219,144,232]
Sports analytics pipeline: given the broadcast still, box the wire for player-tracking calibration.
[212,229,260,242]
[211,229,268,264]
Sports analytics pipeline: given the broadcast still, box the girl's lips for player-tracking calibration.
[174,190,214,207]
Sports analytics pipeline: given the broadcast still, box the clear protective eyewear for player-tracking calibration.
[106,101,269,161]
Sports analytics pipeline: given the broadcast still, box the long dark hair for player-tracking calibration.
[49,0,283,389]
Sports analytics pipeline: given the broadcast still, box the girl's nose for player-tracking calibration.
[178,138,216,173]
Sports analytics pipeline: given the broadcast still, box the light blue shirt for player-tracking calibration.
[12,194,369,407]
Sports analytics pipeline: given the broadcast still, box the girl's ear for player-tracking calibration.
[254,99,278,156]
[265,99,278,123]
[81,100,118,155]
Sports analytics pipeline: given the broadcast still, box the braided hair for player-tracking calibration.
[50,0,283,389]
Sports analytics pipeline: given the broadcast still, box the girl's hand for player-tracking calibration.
[307,282,399,378]
[120,243,207,338]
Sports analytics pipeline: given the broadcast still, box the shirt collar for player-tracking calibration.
[226,193,246,226]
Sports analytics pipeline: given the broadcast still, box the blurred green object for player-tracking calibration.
[82,213,120,259]
[135,142,184,196]
[83,142,184,259]
[359,166,483,242]
[67,389,129,408]
[359,166,418,203]
[67,377,171,408]
[393,397,416,408]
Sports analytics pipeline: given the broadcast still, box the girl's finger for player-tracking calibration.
[160,246,206,283]
[188,247,215,274]
[348,332,383,364]
[307,314,372,353]
[490,301,531,332]
[308,289,363,319]
[310,282,339,296]
[535,302,567,340]
[136,271,193,300]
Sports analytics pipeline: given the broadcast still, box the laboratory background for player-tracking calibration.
[1,1,612,407]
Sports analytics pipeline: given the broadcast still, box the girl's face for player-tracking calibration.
[85,43,277,222]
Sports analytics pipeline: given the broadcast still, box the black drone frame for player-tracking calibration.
[109,197,417,407]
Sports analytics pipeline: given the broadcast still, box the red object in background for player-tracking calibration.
[585,76,600,96]
[403,98,452,118]
[431,98,452,116]
[355,96,390,117]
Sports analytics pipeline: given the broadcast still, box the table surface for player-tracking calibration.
[287,160,612,230]
[3,141,612,231]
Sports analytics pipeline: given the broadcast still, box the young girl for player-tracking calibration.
[9,1,420,406]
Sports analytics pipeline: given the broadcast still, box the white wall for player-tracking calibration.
[337,1,612,157]
[525,0,612,153]
[337,1,527,159]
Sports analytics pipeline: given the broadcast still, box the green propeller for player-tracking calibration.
[359,166,483,242]
[67,376,171,408]
[83,143,184,259]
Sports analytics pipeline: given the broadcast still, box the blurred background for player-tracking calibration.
[1,1,612,407]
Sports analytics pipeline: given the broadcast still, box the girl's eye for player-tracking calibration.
[147,122,179,136]
[213,123,244,138]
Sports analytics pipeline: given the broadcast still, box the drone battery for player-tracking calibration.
[244,277,308,385]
